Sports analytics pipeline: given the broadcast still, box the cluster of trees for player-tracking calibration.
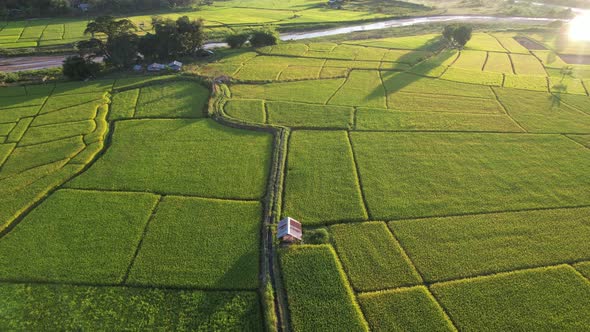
[1,0,204,18]
[442,24,473,48]
[225,28,279,48]
[64,15,205,79]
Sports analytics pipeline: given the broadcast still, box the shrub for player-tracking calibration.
[303,228,330,244]
[0,71,19,83]
[250,28,279,48]
[225,33,250,49]
[62,56,102,80]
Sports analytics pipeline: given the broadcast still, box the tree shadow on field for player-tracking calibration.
[188,252,262,330]
[368,36,457,106]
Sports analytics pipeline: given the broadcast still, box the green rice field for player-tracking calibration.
[1,27,590,330]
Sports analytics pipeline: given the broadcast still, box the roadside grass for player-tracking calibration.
[128,196,261,289]
[230,78,345,104]
[0,283,262,331]
[391,207,590,282]
[0,189,158,284]
[135,81,209,118]
[350,132,590,220]
[66,119,272,199]
[267,101,353,128]
[483,52,513,73]
[224,99,266,124]
[330,222,421,291]
[283,130,367,225]
[329,70,387,108]
[430,265,590,330]
[494,87,590,133]
[109,89,139,120]
[354,108,523,132]
[358,286,455,332]
[280,245,368,332]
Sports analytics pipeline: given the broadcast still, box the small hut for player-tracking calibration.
[168,61,183,71]
[277,217,302,244]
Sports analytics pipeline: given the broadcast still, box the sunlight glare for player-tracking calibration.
[570,13,590,41]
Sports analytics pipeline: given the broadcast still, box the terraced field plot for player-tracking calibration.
[2,30,590,331]
[0,77,270,329]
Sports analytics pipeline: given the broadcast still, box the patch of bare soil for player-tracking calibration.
[558,53,590,65]
[513,36,547,50]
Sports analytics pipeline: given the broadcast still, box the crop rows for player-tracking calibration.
[0,76,273,329]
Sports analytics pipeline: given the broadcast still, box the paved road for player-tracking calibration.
[0,14,570,72]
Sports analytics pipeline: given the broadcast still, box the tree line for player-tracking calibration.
[1,0,203,18]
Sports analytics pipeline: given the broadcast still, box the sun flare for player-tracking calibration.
[569,13,590,41]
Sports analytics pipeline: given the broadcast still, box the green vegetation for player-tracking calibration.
[0,189,158,283]
[355,109,523,132]
[224,99,266,123]
[128,196,261,289]
[359,286,454,332]
[494,88,590,133]
[280,245,368,332]
[330,222,421,291]
[0,283,262,331]
[431,266,590,330]
[283,131,366,224]
[2,27,590,330]
[350,132,590,220]
[392,207,590,282]
[267,102,353,128]
[134,81,209,118]
[66,119,272,199]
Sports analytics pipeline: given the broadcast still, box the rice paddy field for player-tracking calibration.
[0,0,435,50]
[1,27,590,330]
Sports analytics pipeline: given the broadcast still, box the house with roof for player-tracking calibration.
[147,63,166,72]
[277,217,302,243]
[168,61,183,71]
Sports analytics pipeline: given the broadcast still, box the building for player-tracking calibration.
[277,217,302,243]
[147,63,166,72]
[168,61,183,71]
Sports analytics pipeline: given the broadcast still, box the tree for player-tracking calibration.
[141,16,205,61]
[441,24,473,48]
[106,33,140,68]
[84,16,137,39]
[225,32,249,49]
[443,25,455,43]
[453,25,473,48]
[62,55,102,80]
[249,27,279,48]
[81,16,139,68]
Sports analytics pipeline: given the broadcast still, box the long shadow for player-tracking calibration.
[365,35,456,105]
